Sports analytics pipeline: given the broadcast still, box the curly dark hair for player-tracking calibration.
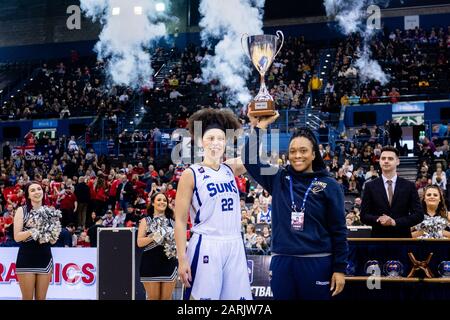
[187,108,241,137]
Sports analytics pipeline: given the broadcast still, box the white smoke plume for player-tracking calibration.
[324,0,390,84]
[355,46,389,84]
[80,0,171,88]
[324,0,365,34]
[199,0,265,106]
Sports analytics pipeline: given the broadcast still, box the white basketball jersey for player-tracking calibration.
[188,163,241,237]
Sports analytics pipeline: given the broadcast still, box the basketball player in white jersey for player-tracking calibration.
[174,108,252,300]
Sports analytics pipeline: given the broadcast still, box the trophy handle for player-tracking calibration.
[241,33,250,59]
[274,30,284,58]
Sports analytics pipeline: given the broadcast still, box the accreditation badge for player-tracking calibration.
[291,209,304,232]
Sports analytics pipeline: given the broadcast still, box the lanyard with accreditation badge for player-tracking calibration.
[289,176,317,232]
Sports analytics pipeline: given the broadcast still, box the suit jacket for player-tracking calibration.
[360,176,424,238]
[116,181,135,202]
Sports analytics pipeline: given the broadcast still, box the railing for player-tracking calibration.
[342,92,450,107]
[154,63,166,78]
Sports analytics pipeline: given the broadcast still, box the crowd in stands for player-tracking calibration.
[415,121,450,199]
[0,131,187,247]
[326,26,450,113]
[0,54,136,121]
[140,37,321,132]
[136,25,450,133]
[1,25,449,126]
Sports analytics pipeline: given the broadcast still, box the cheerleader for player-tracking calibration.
[412,185,450,238]
[137,192,177,300]
[14,181,60,300]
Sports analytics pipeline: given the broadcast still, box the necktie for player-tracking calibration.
[387,180,393,206]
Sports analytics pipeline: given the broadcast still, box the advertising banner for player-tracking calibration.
[0,248,96,300]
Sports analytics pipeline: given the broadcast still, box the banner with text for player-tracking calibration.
[0,248,96,300]
[248,255,272,299]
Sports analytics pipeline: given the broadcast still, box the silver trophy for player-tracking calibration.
[383,260,404,277]
[241,30,284,117]
[438,261,450,277]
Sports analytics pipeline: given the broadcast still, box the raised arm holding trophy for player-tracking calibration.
[242,30,284,117]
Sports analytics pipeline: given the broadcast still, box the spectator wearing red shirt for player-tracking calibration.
[165,183,177,201]
[76,231,90,247]
[87,176,96,199]
[388,87,400,103]
[90,176,108,216]
[131,174,146,197]
[235,175,248,195]
[50,179,63,206]
[108,174,121,209]
[41,179,52,206]
[59,186,78,227]
[148,165,158,179]
[6,186,25,209]
[0,208,14,246]
[24,131,36,147]
[132,163,146,178]
[3,186,17,205]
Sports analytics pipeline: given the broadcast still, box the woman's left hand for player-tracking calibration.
[330,272,345,297]
[249,111,280,130]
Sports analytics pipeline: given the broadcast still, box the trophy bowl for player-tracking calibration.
[364,260,380,276]
[438,261,450,277]
[242,30,284,117]
[383,260,404,277]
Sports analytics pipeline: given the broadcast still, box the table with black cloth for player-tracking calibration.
[339,238,450,300]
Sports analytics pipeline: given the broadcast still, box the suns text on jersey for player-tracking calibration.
[206,180,238,197]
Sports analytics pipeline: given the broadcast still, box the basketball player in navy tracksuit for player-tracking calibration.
[242,112,348,300]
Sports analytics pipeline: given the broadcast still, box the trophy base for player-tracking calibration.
[248,100,276,117]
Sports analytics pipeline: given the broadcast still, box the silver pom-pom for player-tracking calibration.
[30,228,40,241]
[417,216,449,239]
[147,216,177,259]
[163,231,177,259]
[26,206,62,244]
[152,231,164,245]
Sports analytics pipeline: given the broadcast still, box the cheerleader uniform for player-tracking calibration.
[15,205,53,274]
[140,216,178,282]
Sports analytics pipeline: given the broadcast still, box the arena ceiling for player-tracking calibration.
[0,0,448,25]
[188,0,450,26]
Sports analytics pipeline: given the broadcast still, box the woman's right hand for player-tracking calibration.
[178,258,192,288]
[29,228,39,240]
[152,232,163,244]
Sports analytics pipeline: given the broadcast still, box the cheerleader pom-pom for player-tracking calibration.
[29,228,40,241]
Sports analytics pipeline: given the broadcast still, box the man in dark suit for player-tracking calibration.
[75,177,90,229]
[116,174,135,211]
[361,146,424,237]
